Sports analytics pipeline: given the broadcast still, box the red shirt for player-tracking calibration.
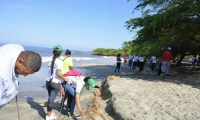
[162,51,172,62]
[124,56,128,60]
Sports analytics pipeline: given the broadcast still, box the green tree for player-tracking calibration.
[126,0,200,66]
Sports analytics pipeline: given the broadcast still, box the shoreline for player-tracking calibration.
[12,57,116,103]
[1,59,200,120]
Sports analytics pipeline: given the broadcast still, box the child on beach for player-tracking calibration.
[61,75,96,119]
[46,45,69,120]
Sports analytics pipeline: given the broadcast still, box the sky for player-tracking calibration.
[0,0,142,51]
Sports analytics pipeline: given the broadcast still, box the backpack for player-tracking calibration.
[65,70,82,76]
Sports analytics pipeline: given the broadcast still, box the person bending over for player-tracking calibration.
[61,76,96,119]
[0,44,42,108]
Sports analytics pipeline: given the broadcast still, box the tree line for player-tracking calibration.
[93,0,200,66]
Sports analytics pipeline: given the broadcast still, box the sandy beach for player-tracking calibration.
[1,57,200,120]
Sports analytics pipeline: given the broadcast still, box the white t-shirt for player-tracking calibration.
[0,44,24,108]
[116,56,122,63]
[151,56,157,63]
[138,56,144,62]
[133,55,138,62]
[129,55,133,60]
[47,57,63,83]
[67,76,85,94]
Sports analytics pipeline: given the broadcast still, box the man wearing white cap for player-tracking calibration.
[161,47,172,77]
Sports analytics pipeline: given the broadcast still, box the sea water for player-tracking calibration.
[23,45,109,62]
[0,43,113,66]
[0,43,116,103]
[23,45,115,72]
[0,43,116,77]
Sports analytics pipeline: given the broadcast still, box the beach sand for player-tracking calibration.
[1,58,200,120]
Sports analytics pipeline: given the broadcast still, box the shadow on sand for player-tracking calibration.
[27,97,70,119]
[81,63,200,89]
[27,97,46,118]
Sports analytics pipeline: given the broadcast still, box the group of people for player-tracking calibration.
[44,44,97,120]
[114,47,173,77]
[1,43,199,119]
[114,53,147,73]
[126,54,147,72]
[0,44,97,120]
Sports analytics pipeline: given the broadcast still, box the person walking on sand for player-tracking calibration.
[132,54,138,72]
[114,53,122,72]
[0,44,42,108]
[61,75,96,119]
[150,55,157,71]
[161,47,172,77]
[45,45,69,120]
[191,55,197,70]
[59,49,74,109]
[128,54,133,69]
[138,55,145,72]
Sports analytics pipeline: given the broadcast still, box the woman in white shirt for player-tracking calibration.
[45,45,69,120]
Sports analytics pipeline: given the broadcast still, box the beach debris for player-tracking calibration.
[85,89,109,120]
[104,75,120,86]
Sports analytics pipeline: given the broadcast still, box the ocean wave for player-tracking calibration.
[72,57,97,61]
[42,56,52,62]
[41,56,100,62]
[101,56,110,58]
